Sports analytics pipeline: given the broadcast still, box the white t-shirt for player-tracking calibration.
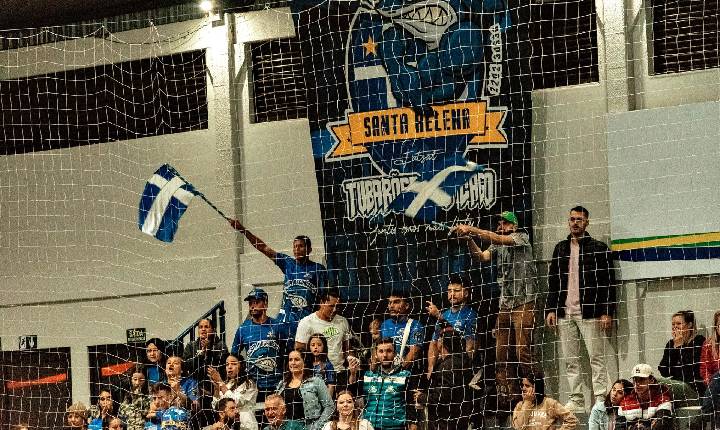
[296,312,352,370]
[322,419,374,430]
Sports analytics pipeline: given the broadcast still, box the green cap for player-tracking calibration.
[498,211,518,225]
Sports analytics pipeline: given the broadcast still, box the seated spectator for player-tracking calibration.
[305,334,336,397]
[512,372,578,430]
[295,288,352,391]
[700,310,720,386]
[361,338,415,430]
[618,364,672,430]
[322,391,374,430]
[145,382,190,430]
[89,389,116,430]
[165,356,199,407]
[118,368,151,430]
[276,349,334,430]
[702,371,720,429]
[420,330,474,430]
[424,274,477,378]
[263,394,306,430]
[66,402,89,430]
[105,417,124,430]
[202,398,240,430]
[589,379,633,430]
[208,354,258,430]
[145,338,168,386]
[658,310,705,395]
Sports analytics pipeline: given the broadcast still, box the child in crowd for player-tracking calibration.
[66,402,89,430]
[308,333,336,397]
[106,417,124,430]
[118,368,151,430]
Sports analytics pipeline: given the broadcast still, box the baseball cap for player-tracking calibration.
[244,288,268,302]
[498,211,518,225]
[631,363,654,378]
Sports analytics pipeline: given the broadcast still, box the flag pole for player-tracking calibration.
[169,166,230,221]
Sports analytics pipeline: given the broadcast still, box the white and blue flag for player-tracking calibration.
[138,164,198,243]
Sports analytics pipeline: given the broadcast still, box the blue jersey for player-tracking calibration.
[88,418,103,430]
[274,253,327,324]
[380,317,424,357]
[231,316,290,390]
[313,361,336,385]
[362,367,412,430]
[432,305,478,340]
[159,406,190,430]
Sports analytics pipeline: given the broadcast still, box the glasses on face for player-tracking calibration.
[569,217,586,223]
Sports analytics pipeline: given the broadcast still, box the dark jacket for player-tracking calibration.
[659,334,706,394]
[182,334,228,385]
[425,352,473,420]
[546,232,617,319]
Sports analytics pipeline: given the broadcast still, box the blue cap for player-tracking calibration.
[244,288,268,302]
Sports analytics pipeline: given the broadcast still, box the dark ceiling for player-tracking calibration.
[1,0,193,30]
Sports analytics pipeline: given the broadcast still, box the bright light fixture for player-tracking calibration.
[199,0,214,13]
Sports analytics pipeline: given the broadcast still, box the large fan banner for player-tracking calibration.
[290,0,534,311]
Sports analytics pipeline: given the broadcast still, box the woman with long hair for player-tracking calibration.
[276,349,334,430]
[512,372,577,430]
[88,389,116,430]
[208,354,258,430]
[589,379,633,430]
[658,310,706,394]
[701,310,720,385]
[144,338,167,386]
[118,367,151,430]
[323,391,373,430]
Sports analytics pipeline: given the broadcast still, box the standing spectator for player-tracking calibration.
[228,219,327,330]
[700,310,720,386]
[419,331,474,430]
[424,274,477,377]
[546,205,617,412]
[165,356,199,407]
[183,318,228,387]
[617,364,672,430]
[118,368,151,430]
[66,402,89,430]
[306,334,337,396]
[207,354,259,430]
[454,211,538,409]
[89,389,115,430]
[361,338,415,430]
[146,382,190,430]
[658,310,706,395]
[202,398,239,430]
[145,338,168,386]
[512,372,578,430]
[276,350,335,430]
[371,291,423,371]
[589,379,633,430]
[322,390,374,430]
[295,287,353,390]
[263,394,306,430]
[231,288,291,403]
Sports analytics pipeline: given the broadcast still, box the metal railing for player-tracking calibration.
[167,301,226,355]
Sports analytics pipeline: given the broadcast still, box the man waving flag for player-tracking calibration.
[138,164,199,243]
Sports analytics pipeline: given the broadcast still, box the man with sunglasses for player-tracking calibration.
[545,205,618,413]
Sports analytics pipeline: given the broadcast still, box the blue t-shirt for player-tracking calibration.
[313,361,336,385]
[274,253,327,324]
[432,305,478,340]
[159,406,190,430]
[231,316,290,390]
[88,418,103,430]
[380,317,424,358]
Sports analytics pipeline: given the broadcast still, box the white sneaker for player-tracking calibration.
[563,401,585,414]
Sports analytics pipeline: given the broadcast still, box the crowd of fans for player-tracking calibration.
[61,206,720,430]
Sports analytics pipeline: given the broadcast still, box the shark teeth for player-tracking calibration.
[402,5,448,26]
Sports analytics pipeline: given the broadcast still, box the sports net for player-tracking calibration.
[1,0,720,429]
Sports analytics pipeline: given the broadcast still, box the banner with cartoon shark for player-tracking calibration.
[290,0,534,310]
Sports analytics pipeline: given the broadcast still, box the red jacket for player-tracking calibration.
[618,384,672,422]
[700,340,720,385]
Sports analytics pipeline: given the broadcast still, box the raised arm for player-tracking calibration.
[228,219,277,259]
